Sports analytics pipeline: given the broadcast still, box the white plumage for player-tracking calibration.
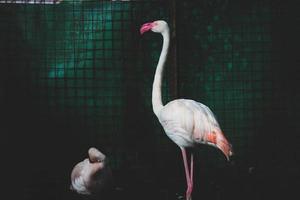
[70,147,113,196]
[159,99,221,148]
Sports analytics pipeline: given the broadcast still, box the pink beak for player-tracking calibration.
[140,22,155,34]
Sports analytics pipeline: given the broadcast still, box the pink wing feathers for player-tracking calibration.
[178,99,233,160]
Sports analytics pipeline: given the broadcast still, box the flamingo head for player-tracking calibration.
[140,20,169,34]
[88,147,106,163]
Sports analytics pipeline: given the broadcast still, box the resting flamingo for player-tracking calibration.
[70,147,113,196]
[140,20,233,200]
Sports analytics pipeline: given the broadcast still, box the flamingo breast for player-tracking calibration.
[158,99,195,147]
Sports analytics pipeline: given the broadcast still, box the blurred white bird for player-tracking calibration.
[70,147,113,196]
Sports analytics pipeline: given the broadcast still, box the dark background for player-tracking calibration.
[1,0,299,200]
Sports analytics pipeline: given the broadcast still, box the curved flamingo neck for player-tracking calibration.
[152,29,170,116]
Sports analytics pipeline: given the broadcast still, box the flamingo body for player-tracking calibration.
[70,147,113,195]
[159,99,232,158]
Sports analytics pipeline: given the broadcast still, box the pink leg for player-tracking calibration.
[181,148,192,200]
[190,153,194,186]
[186,153,194,200]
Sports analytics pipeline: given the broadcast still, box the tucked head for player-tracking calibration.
[88,147,106,163]
[140,20,169,34]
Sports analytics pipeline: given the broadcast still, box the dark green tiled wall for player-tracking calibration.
[2,1,300,200]
[1,0,296,173]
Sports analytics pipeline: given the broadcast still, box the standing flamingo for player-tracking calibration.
[70,147,113,196]
[140,20,233,200]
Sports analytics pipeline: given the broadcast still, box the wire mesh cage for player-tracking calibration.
[1,0,299,200]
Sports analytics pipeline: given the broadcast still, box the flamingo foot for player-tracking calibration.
[185,183,193,200]
[185,194,192,200]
